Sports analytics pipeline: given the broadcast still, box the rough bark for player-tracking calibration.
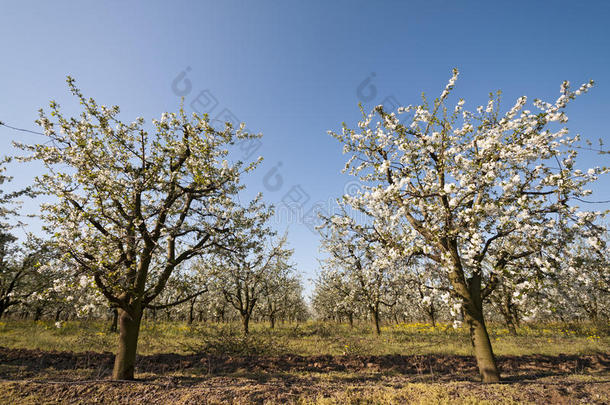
[496,290,518,336]
[428,303,436,327]
[112,306,143,380]
[501,303,518,336]
[241,312,250,335]
[188,300,195,325]
[372,305,381,335]
[464,274,500,383]
[109,308,118,333]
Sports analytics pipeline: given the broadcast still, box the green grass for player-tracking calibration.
[0,319,607,357]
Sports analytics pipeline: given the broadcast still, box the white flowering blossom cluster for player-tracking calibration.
[15,77,268,380]
[315,195,464,330]
[317,211,403,334]
[326,69,606,382]
[513,232,609,323]
[201,225,299,334]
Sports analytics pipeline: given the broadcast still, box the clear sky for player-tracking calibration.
[1,1,609,297]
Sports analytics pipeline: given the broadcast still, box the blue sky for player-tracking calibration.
[1,1,609,297]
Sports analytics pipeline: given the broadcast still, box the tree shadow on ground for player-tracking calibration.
[0,346,607,385]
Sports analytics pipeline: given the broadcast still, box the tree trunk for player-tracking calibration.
[429,303,437,327]
[464,275,500,383]
[112,306,143,380]
[270,313,275,329]
[502,306,518,336]
[372,306,381,335]
[348,312,354,329]
[188,300,195,325]
[511,305,521,327]
[242,313,250,335]
[497,293,518,336]
[109,308,118,333]
[463,305,499,382]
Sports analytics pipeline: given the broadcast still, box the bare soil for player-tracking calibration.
[0,347,608,404]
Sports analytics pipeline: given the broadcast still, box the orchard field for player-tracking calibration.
[1,71,610,403]
[2,3,610,404]
[1,70,610,403]
[0,320,608,404]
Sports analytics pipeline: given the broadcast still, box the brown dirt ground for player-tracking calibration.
[0,347,608,404]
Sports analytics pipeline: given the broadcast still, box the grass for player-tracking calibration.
[0,320,608,404]
[0,319,608,357]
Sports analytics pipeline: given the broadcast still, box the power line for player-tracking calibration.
[573,145,609,154]
[0,121,46,136]
[573,197,610,204]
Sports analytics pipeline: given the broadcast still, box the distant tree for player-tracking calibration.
[0,235,54,318]
[0,158,45,319]
[319,212,401,335]
[16,244,101,322]
[147,269,208,324]
[0,156,29,226]
[312,267,362,326]
[260,261,302,328]
[280,279,309,324]
[538,232,610,323]
[209,224,294,334]
[401,260,448,327]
